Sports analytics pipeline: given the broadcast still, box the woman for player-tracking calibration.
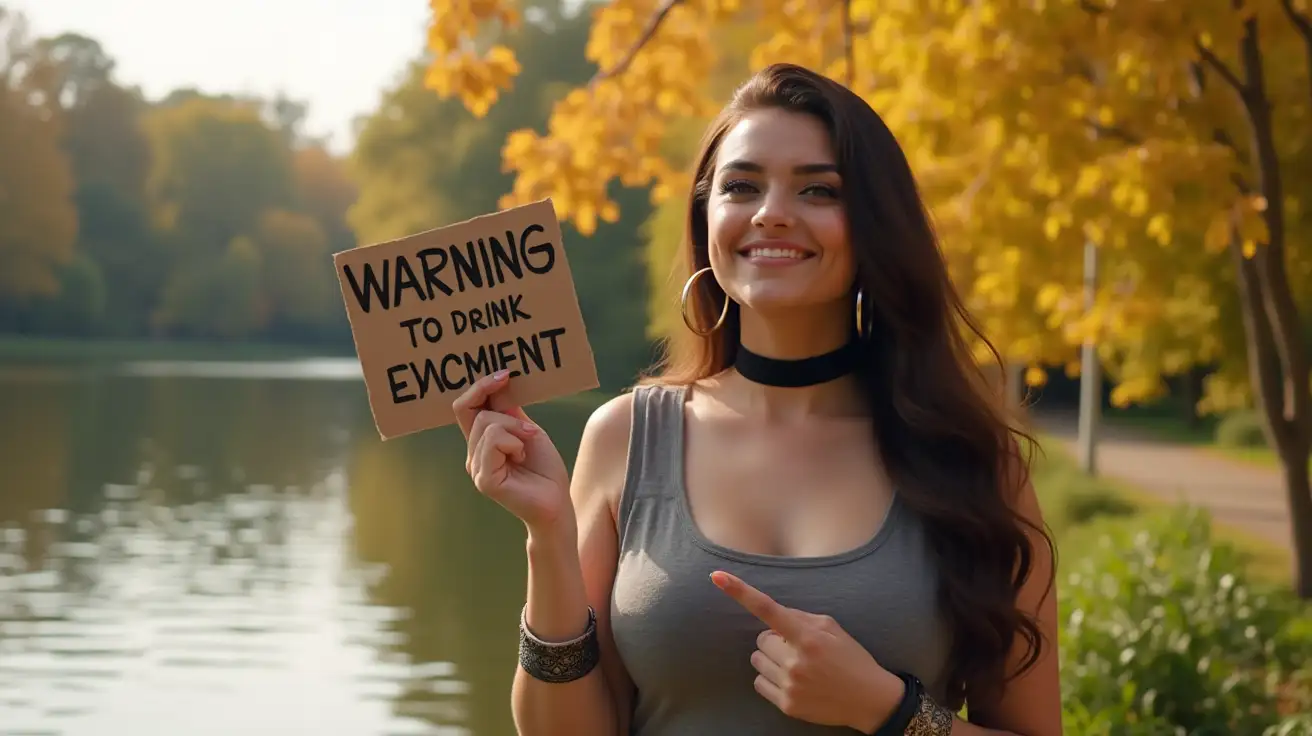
[453,62,1062,735]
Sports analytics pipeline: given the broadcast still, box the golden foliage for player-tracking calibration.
[423,0,1312,410]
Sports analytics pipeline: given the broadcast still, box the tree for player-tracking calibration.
[419,0,1312,595]
[40,31,163,335]
[252,208,343,341]
[0,7,77,305]
[292,145,358,253]
[143,95,295,252]
[351,0,656,389]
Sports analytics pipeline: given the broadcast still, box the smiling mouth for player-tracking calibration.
[737,244,816,263]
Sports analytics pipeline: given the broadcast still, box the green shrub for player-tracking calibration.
[1030,448,1140,533]
[1214,410,1268,449]
[1058,506,1310,735]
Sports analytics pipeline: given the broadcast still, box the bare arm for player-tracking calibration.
[511,394,636,735]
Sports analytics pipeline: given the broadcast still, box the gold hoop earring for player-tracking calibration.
[855,288,866,339]
[680,266,729,337]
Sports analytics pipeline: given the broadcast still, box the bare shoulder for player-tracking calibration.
[571,391,638,516]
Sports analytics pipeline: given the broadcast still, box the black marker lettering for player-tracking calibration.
[509,293,531,321]
[422,317,443,343]
[393,257,427,308]
[488,232,522,281]
[451,242,483,291]
[517,333,546,373]
[388,364,415,403]
[417,247,454,297]
[540,326,566,367]
[400,317,422,348]
[441,353,466,390]
[520,223,555,274]
[344,261,389,313]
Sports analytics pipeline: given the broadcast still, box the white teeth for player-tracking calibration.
[746,248,807,259]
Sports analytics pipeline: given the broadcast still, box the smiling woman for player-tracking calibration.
[452,62,1062,736]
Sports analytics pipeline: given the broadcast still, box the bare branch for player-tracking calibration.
[1195,41,1245,95]
[588,0,684,88]
[1278,0,1312,102]
[1280,0,1312,41]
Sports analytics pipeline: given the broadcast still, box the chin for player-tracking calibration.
[736,287,827,314]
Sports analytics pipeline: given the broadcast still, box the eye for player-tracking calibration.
[716,178,758,195]
[802,183,841,198]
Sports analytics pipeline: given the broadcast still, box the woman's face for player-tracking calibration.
[706,107,855,319]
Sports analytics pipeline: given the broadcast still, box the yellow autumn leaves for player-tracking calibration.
[423,0,522,117]
[421,0,1312,412]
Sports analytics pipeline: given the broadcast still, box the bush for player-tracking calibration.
[1214,410,1268,449]
[1058,506,1310,735]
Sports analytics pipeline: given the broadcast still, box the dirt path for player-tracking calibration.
[1031,410,1293,551]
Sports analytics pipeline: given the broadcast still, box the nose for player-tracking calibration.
[750,190,796,230]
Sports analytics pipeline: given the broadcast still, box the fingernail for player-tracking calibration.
[493,370,509,381]
[521,421,538,434]
[710,572,729,589]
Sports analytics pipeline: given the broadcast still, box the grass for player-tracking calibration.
[0,335,349,363]
[1030,432,1294,587]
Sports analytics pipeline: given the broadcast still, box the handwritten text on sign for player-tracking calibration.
[333,198,598,439]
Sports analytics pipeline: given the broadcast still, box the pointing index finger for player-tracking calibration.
[710,571,802,638]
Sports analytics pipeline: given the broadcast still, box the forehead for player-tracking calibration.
[715,108,836,170]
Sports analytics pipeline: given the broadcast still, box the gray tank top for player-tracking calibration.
[609,384,952,735]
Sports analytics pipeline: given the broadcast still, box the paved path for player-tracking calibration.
[1031,410,1293,551]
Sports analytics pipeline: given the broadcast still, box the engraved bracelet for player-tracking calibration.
[904,688,955,735]
[517,605,601,684]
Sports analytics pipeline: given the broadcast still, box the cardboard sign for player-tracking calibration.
[333,198,598,440]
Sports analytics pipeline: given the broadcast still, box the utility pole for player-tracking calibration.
[1077,239,1101,475]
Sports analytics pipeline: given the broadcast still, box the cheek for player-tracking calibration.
[813,210,853,271]
[708,201,752,257]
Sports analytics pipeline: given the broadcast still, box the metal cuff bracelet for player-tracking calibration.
[517,605,602,684]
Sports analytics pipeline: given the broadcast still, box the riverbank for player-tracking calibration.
[0,336,351,363]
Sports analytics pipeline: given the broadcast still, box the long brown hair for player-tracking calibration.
[641,63,1054,708]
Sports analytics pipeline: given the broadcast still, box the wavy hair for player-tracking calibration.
[641,62,1054,708]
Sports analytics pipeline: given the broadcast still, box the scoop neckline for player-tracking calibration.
[667,384,902,569]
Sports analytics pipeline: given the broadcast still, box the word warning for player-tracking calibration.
[333,198,599,439]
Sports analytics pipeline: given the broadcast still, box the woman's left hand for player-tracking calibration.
[711,570,906,733]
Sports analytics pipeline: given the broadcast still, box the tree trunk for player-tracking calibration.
[1280,447,1312,598]
[1181,367,1203,429]
[1211,12,1312,597]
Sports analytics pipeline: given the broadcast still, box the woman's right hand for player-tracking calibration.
[453,370,572,532]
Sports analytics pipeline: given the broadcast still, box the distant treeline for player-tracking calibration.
[0,2,655,389]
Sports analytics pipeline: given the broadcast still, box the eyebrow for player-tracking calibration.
[718,160,839,175]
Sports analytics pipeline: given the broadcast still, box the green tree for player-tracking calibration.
[252,208,344,342]
[0,7,77,308]
[40,31,163,336]
[143,95,295,253]
[293,144,358,253]
[154,235,267,339]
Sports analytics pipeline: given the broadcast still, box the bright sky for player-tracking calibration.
[14,0,432,153]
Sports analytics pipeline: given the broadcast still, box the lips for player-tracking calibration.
[736,240,816,261]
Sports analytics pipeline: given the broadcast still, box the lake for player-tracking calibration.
[0,357,603,736]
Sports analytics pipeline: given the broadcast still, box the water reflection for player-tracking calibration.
[0,362,602,736]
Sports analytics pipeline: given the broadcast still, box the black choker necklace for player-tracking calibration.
[734,343,859,388]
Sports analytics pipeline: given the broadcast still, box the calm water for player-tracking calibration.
[0,358,600,736]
